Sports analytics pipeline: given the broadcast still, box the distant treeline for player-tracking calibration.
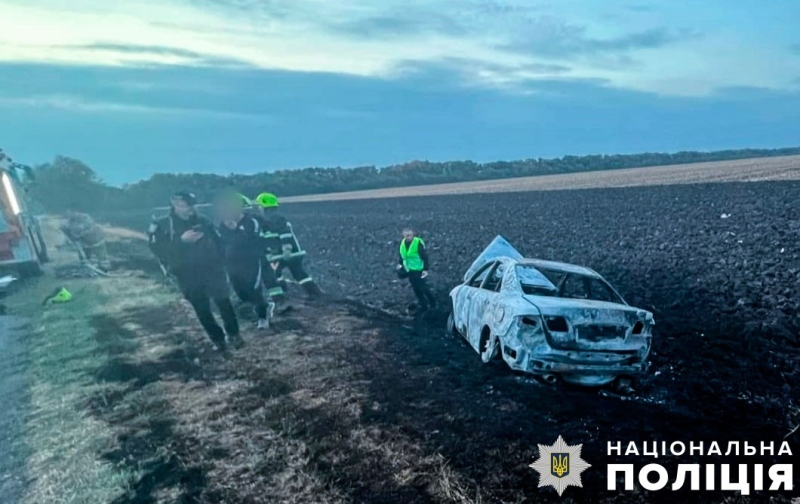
[28,146,800,214]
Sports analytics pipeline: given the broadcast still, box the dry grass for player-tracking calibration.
[281,154,800,203]
[4,218,137,504]
[8,214,486,502]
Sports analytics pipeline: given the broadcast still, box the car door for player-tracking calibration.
[458,261,495,345]
[466,261,500,345]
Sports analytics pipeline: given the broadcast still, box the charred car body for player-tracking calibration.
[447,236,654,387]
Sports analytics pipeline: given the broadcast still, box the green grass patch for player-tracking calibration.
[6,276,136,504]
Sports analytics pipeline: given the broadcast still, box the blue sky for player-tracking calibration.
[1,0,799,186]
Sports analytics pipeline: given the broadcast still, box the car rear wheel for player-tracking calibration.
[479,327,499,363]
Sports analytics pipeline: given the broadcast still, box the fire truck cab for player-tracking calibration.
[0,149,49,277]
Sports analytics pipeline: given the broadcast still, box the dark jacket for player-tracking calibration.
[216,214,269,271]
[397,237,430,271]
[254,210,298,258]
[148,211,224,278]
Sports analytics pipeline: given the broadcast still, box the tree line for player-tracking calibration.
[25,146,800,214]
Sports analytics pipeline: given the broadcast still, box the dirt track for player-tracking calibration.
[281,155,800,202]
[88,178,800,503]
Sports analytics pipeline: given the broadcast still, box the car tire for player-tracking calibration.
[479,328,499,363]
[446,310,462,338]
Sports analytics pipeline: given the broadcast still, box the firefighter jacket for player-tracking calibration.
[255,210,305,263]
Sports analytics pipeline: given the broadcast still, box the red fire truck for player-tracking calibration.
[0,149,49,277]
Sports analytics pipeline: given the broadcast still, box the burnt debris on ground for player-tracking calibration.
[93,180,800,502]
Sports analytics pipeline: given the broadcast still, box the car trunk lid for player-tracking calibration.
[523,295,651,351]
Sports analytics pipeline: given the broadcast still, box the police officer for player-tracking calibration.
[147,191,243,352]
[214,191,275,330]
[397,227,436,313]
[252,192,323,299]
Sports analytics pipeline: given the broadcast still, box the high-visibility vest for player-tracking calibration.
[399,237,424,271]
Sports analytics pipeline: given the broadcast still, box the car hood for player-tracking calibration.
[463,235,523,282]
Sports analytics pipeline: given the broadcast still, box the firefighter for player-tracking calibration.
[214,191,275,330]
[252,192,323,299]
[61,209,111,270]
[396,227,436,313]
[147,191,243,352]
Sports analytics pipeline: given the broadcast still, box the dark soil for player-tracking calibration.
[99,181,800,502]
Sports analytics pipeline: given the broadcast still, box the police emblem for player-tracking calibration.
[551,453,569,478]
[529,436,591,496]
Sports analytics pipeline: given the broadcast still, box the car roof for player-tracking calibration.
[515,258,600,278]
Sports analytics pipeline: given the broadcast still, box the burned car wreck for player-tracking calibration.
[447,236,654,387]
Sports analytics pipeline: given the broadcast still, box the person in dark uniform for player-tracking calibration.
[147,191,243,352]
[397,227,436,313]
[252,192,323,299]
[214,191,275,330]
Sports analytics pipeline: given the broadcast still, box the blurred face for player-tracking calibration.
[402,230,414,242]
[217,199,241,222]
[171,198,194,219]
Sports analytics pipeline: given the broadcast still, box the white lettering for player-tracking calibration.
[689,442,704,456]
[708,442,722,456]
[639,463,669,491]
[625,442,640,456]
[753,464,763,491]
[670,442,686,457]
[720,464,749,495]
[743,442,756,456]
[760,442,774,456]
[672,464,701,491]
[608,464,635,491]
[778,442,793,456]
[768,464,793,491]
[724,442,740,456]
[608,441,622,456]
[706,464,716,491]
[643,442,659,458]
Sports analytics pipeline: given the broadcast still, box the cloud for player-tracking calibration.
[2,60,800,187]
[0,0,796,97]
[0,93,274,122]
[502,19,694,60]
[624,4,656,12]
[52,42,251,68]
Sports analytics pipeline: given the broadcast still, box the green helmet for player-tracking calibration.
[254,192,279,208]
[236,193,253,208]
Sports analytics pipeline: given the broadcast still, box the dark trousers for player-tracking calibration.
[230,261,269,319]
[261,258,286,302]
[407,271,436,309]
[276,258,322,297]
[178,267,239,347]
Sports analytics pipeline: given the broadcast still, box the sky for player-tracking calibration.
[1,0,799,186]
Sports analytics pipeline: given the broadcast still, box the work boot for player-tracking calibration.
[303,282,323,299]
[228,332,245,349]
[257,318,270,330]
